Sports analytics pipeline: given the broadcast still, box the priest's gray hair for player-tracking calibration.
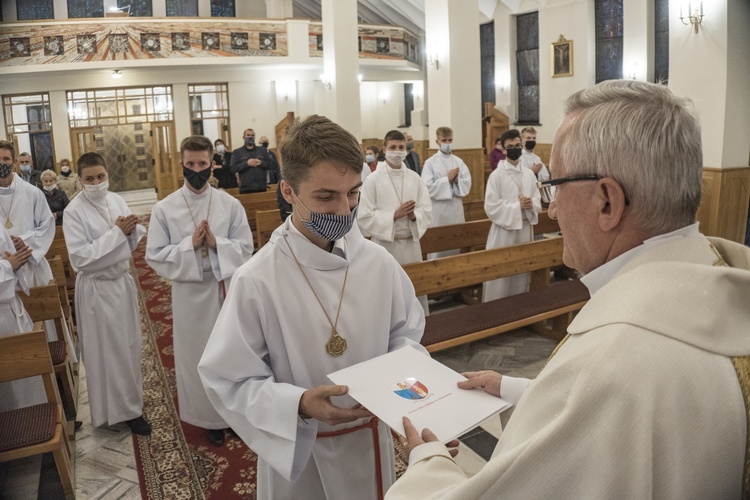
[279,115,363,190]
[559,80,702,236]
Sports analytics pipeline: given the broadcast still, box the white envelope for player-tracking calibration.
[328,346,512,442]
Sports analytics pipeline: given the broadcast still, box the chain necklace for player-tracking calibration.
[385,164,405,205]
[283,229,349,357]
[83,192,114,228]
[181,186,213,258]
[0,190,15,229]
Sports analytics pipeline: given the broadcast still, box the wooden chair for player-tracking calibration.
[0,330,75,499]
[21,285,78,416]
[48,256,77,349]
[255,209,283,248]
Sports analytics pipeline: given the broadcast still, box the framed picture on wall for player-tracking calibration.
[551,36,573,78]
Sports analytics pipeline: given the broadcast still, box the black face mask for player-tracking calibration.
[183,165,212,190]
[245,137,255,147]
[525,140,536,151]
[505,147,523,161]
[61,170,71,177]
[260,141,269,148]
[0,163,12,179]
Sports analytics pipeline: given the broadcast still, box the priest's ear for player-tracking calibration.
[280,179,295,205]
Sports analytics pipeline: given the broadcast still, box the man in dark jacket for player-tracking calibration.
[17,152,43,188]
[230,129,274,194]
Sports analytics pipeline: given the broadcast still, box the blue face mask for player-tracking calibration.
[293,192,358,242]
[20,164,31,173]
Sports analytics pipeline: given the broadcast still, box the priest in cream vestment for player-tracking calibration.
[199,116,427,500]
[147,136,253,445]
[386,81,750,499]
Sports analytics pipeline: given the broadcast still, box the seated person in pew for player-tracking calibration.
[198,115,427,500]
[482,129,541,302]
[147,135,254,447]
[421,126,472,259]
[62,152,151,435]
[386,80,750,500]
[358,129,432,315]
[0,224,43,411]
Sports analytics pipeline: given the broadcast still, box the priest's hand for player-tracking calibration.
[458,370,502,397]
[4,246,32,270]
[10,235,24,252]
[201,221,217,249]
[402,417,459,460]
[394,201,416,220]
[299,385,372,425]
[448,167,460,183]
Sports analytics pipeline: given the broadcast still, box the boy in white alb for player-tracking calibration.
[358,129,432,314]
[518,126,550,180]
[421,126,472,258]
[483,129,541,301]
[146,135,253,447]
[199,115,427,500]
[63,152,151,435]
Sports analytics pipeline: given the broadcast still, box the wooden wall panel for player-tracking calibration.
[697,166,750,243]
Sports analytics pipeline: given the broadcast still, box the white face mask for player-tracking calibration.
[84,180,109,198]
[216,145,225,154]
[385,151,408,166]
[439,143,452,154]
[61,166,70,173]
[43,184,55,192]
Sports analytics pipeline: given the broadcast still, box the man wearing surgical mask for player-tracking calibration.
[230,128,274,194]
[16,152,43,189]
[147,135,253,447]
[357,129,432,315]
[199,116,427,500]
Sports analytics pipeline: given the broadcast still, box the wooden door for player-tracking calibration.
[69,127,96,165]
[151,121,179,200]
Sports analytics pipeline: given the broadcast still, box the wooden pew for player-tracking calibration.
[403,237,589,352]
[256,209,284,249]
[419,212,560,258]
[235,191,280,246]
[463,200,486,222]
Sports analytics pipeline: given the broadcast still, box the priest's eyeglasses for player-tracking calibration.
[536,174,602,203]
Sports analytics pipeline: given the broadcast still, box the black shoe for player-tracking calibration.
[126,416,152,436]
[74,420,83,431]
[207,429,225,447]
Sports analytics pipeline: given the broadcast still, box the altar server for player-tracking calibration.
[147,135,253,447]
[358,129,431,314]
[199,115,427,500]
[421,126,471,258]
[63,152,150,435]
[482,129,542,301]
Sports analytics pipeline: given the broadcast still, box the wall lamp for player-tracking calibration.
[319,74,331,89]
[427,52,440,70]
[112,69,123,79]
[679,2,704,33]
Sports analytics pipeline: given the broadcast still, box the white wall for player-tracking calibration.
[359,82,404,140]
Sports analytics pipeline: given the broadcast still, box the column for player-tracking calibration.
[320,0,362,141]
[424,0,484,201]
[266,0,293,18]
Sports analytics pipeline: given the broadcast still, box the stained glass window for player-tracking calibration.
[118,0,153,17]
[480,22,495,114]
[166,0,198,17]
[68,0,104,18]
[17,0,54,20]
[516,12,539,124]
[654,0,669,83]
[595,0,623,83]
[211,0,235,17]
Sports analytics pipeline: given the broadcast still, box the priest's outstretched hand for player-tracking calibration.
[457,370,503,397]
[299,385,372,425]
[402,417,459,460]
